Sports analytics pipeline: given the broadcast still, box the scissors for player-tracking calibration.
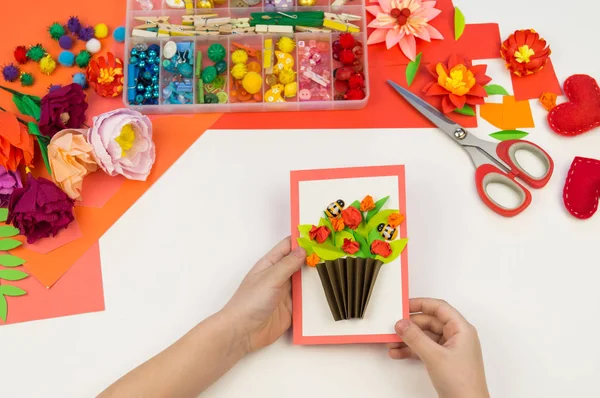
[388,80,554,217]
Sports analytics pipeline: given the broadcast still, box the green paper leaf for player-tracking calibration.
[368,227,385,244]
[406,53,422,87]
[489,130,529,141]
[454,104,475,116]
[334,230,354,248]
[366,209,400,234]
[313,242,345,261]
[0,269,28,281]
[377,239,409,264]
[366,196,389,224]
[484,84,510,96]
[0,239,22,251]
[13,95,41,121]
[0,285,27,296]
[0,254,25,267]
[36,136,52,176]
[297,237,315,255]
[0,225,19,238]
[0,294,6,322]
[0,209,7,223]
[298,224,314,239]
[349,200,360,210]
[352,230,373,258]
[454,7,465,40]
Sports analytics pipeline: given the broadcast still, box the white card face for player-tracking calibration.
[298,175,405,337]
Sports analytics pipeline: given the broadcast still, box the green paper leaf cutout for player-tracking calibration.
[0,254,25,267]
[366,196,390,224]
[365,209,400,234]
[297,237,315,255]
[0,285,27,296]
[349,200,360,210]
[352,230,373,258]
[313,242,345,261]
[454,7,465,40]
[13,94,41,120]
[0,269,28,281]
[0,225,19,238]
[27,121,42,137]
[454,104,475,116]
[406,53,422,87]
[36,135,52,176]
[377,239,409,264]
[335,230,354,248]
[298,224,314,239]
[368,227,385,244]
[0,239,22,251]
[0,209,7,223]
[0,294,6,322]
[484,84,510,96]
[489,130,529,141]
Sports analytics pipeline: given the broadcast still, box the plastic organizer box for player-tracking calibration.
[124,0,369,113]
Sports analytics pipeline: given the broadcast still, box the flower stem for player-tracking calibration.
[0,85,24,98]
[0,105,28,126]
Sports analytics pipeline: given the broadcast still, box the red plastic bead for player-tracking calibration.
[345,88,366,100]
[401,7,411,17]
[390,8,401,18]
[335,66,355,81]
[396,15,408,26]
[339,33,355,50]
[348,74,365,89]
[339,49,355,66]
[334,79,350,93]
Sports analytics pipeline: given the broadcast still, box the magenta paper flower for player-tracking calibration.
[366,0,444,61]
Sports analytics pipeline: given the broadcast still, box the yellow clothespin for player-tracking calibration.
[323,19,360,33]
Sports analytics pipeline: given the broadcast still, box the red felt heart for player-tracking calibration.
[563,157,600,219]
[548,75,600,136]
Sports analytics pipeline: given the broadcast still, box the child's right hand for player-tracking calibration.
[388,298,490,398]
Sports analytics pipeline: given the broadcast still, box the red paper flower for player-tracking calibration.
[341,206,362,230]
[86,52,124,98]
[39,84,88,138]
[342,238,360,255]
[501,29,550,77]
[423,54,492,114]
[309,225,331,244]
[306,253,321,267]
[329,216,345,232]
[371,240,392,258]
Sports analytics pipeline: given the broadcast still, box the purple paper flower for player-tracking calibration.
[67,16,82,34]
[7,174,75,244]
[2,64,20,82]
[78,26,94,41]
[0,166,22,207]
[39,83,88,138]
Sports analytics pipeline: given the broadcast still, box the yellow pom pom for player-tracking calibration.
[284,82,297,98]
[242,71,263,95]
[40,54,57,75]
[277,37,296,54]
[231,49,248,65]
[231,63,248,80]
[278,67,296,85]
[95,23,109,39]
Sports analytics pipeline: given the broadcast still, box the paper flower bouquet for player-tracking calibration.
[297,195,408,321]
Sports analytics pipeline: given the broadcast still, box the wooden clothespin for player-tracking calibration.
[184,0,195,15]
[322,18,360,33]
[133,16,170,30]
[132,29,158,37]
[233,42,260,57]
[296,26,329,33]
[232,27,256,34]
[263,38,274,73]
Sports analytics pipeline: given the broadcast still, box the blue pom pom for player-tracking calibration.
[113,26,126,43]
[73,72,88,89]
[58,51,75,67]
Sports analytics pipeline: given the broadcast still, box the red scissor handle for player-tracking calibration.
[496,140,554,189]
[475,164,533,217]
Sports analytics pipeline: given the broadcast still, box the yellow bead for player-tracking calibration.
[231,49,248,64]
[242,71,262,95]
[231,63,248,80]
[284,82,297,98]
[95,23,109,39]
[298,0,317,5]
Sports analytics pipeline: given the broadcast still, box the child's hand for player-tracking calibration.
[388,298,490,398]
[222,237,305,355]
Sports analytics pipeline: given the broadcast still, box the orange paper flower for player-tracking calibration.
[306,253,320,267]
[342,238,360,255]
[308,225,331,244]
[342,206,362,230]
[360,195,375,212]
[371,240,392,258]
[423,54,492,114]
[540,92,557,111]
[0,112,34,171]
[329,216,345,232]
[501,29,550,77]
[86,52,124,98]
[387,213,405,228]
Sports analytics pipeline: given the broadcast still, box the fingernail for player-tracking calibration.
[395,319,410,335]
[292,247,306,258]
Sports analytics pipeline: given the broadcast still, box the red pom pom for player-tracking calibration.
[334,79,349,94]
[339,33,355,50]
[348,74,365,89]
[14,46,28,64]
[345,88,366,100]
[335,66,355,81]
[339,50,355,66]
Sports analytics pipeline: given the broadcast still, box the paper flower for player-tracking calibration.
[86,53,124,98]
[360,195,375,212]
[306,253,320,267]
[501,29,550,77]
[366,0,444,61]
[39,84,88,138]
[329,216,345,232]
[7,174,75,244]
[48,129,98,200]
[342,206,362,230]
[540,92,557,111]
[0,166,22,207]
[371,240,392,257]
[86,109,155,181]
[423,54,491,114]
[387,213,405,228]
[0,112,34,171]
[309,225,331,243]
[342,238,360,255]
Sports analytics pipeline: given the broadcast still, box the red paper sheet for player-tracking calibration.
[511,59,562,101]
[23,220,83,255]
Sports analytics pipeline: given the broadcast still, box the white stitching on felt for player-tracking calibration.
[548,75,600,135]
[564,157,600,218]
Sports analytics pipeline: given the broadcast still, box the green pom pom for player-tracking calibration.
[20,73,34,87]
[49,22,66,40]
[75,50,91,68]
[26,44,46,62]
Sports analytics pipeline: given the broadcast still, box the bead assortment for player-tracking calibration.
[199,43,229,104]
[128,44,161,105]
[162,41,195,105]
[298,39,332,102]
[332,33,366,101]
[229,41,263,103]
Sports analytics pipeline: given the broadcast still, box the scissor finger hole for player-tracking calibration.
[483,173,527,210]
[509,143,551,180]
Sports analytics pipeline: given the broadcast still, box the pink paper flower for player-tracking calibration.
[86,109,155,181]
[366,0,444,61]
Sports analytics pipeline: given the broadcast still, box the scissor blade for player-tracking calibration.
[387,80,461,136]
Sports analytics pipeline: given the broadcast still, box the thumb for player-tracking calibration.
[267,247,305,285]
[395,319,443,362]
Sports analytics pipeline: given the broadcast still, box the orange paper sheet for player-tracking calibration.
[79,172,126,208]
[511,59,562,101]
[480,96,535,130]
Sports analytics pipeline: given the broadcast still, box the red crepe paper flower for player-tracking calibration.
[39,83,88,138]
[360,195,375,212]
[0,112,34,171]
[329,216,345,232]
[423,54,492,114]
[309,225,331,243]
[306,253,321,267]
[371,240,392,258]
[501,29,550,77]
[86,52,124,98]
[342,238,360,255]
[341,206,362,230]
[387,213,405,228]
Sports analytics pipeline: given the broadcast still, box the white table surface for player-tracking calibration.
[2,0,600,396]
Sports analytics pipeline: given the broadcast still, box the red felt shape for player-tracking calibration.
[563,157,600,219]
[548,75,600,136]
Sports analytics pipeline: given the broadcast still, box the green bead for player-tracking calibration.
[212,75,225,89]
[207,43,226,63]
[201,66,217,84]
[204,93,218,103]
[215,60,227,74]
